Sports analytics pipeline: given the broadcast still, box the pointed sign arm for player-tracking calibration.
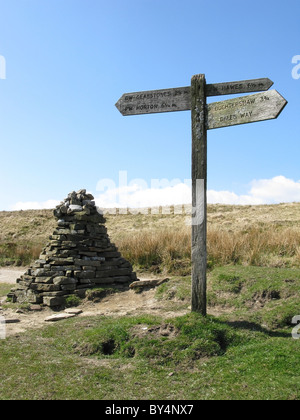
[206,77,273,96]
[207,90,288,130]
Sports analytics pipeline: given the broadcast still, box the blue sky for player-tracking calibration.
[0,0,299,210]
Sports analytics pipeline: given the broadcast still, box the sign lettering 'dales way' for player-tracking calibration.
[207,90,287,130]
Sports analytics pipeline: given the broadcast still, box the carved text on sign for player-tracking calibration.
[207,90,287,130]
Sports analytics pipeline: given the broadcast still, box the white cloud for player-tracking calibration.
[95,176,300,208]
[9,176,300,211]
[11,199,61,211]
[207,189,262,205]
[95,182,191,208]
[208,176,300,205]
[248,176,300,204]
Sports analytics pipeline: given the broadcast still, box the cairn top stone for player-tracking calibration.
[53,189,104,221]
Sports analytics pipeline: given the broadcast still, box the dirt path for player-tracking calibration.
[1,289,189,338]
[0,267,25,284]
[0,268,230,339]
[0,268,189,338]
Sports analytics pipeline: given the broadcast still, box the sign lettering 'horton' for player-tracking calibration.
[115,78,275,117]
[116,75,287,315]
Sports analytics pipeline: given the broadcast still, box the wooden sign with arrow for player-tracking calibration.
[115,75,287,316]
[207,90,287,130]
[115,78,274,116]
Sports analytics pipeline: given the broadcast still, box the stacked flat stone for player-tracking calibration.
[9,189,137,307]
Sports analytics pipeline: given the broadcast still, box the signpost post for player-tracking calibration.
[191,74,208,315]
[115,75,287,316]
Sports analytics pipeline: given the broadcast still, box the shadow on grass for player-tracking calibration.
[224,320,291,338]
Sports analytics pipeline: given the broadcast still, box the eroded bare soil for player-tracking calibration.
[0,268,189,338]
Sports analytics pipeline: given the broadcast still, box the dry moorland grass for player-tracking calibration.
[1,204,299,401]
[0,202,300,271]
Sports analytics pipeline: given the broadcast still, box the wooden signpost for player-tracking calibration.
[115,78,274,116]
[116,75,287,316]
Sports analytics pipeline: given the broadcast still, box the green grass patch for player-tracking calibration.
[156,275,191,302]
[65,295,81,308]
[208,266,300,311]
[69,313,244,363]
[0,265,299,400]
[0,283,13,297]
[85,287,117,302]
[0,311,299,400]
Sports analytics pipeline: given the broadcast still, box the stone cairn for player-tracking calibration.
[9,189,138,308]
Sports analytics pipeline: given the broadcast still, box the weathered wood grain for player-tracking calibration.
[115,86,191,116]
[191,74,207,316]
[206,78,273,97]
[207,90,288,130]
[115,78,274,116]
